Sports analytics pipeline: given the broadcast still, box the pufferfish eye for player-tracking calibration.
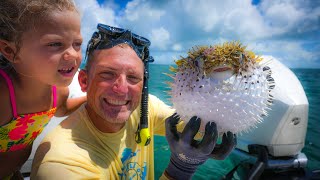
[193,56,204,69]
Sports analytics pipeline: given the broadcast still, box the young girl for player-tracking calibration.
[0,0,86,179]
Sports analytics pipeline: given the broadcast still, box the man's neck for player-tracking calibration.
[85,104,126,133]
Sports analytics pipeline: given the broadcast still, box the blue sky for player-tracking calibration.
[74,0,320,68]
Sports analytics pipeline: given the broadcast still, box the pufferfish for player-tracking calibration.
[168,42,275,134]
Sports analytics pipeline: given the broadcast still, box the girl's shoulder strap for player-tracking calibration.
[52,86,57,108]
[0,69,18,118]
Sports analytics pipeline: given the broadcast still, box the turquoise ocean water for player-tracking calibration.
[149,64,320,179]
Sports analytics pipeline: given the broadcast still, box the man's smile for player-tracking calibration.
[104,98,129,106]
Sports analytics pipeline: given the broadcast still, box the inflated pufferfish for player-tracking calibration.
[169,42,274,134]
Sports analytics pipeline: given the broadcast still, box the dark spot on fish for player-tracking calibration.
[269,85,275,89]
[195,61,199,67]
[179,93,181,95]
[193,71,195,74]
[199,85,204,88]
[202,75,205,79]
[267,77,274,83]
[183,79,185,81]
[245,82,248,84]
[251,82,254,84]
[257,81,259,83]
[263,66,270,71]
[196,79,199,82]
[267,99,273,103]
[182,73,184,75]
[244,75,247,78]
[197,73,199,76]
[249,75,252,78]
[181,85,183,87]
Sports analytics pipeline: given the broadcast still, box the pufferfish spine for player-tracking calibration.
[169,42,274,134]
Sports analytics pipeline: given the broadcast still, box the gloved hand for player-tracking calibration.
[164,113,236,180]
[210,131,237,160]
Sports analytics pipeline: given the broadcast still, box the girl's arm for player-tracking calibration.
[54,87,87,117]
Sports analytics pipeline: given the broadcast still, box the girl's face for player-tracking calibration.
[14,10,82,87]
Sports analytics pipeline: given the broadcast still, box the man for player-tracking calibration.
[31,24,236,179]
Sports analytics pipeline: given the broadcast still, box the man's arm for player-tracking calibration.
[148,95,176,135]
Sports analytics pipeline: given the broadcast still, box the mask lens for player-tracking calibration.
[132,34,150,46]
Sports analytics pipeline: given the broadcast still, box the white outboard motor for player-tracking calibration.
[237,57,309,157]
[232,57,309,178]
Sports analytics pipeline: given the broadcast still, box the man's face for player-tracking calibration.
[79,45,144,130]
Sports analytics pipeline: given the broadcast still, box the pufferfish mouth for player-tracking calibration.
[212,65,232,72]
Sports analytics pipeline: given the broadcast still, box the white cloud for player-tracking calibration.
[261,1,305,34]
[124,0,165,22]
[149,27,170,50]
[248,41,316,68]
[172,44,182,51]
[258,0,320,35]
[262,2,304,29]
[74,0,117,49]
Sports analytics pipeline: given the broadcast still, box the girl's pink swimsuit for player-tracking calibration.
[0,69,57,152]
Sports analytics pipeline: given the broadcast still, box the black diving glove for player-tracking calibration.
[164,113,237,180]
[210,131,237,160]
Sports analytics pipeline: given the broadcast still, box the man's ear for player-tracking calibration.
[78,69,89,92]
[0,40,18,63]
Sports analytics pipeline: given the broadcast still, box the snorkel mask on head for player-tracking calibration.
[85,23,154,146]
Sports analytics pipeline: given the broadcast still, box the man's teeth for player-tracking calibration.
[106,99,128,105]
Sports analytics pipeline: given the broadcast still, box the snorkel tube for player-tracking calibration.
[135,56,154,146]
